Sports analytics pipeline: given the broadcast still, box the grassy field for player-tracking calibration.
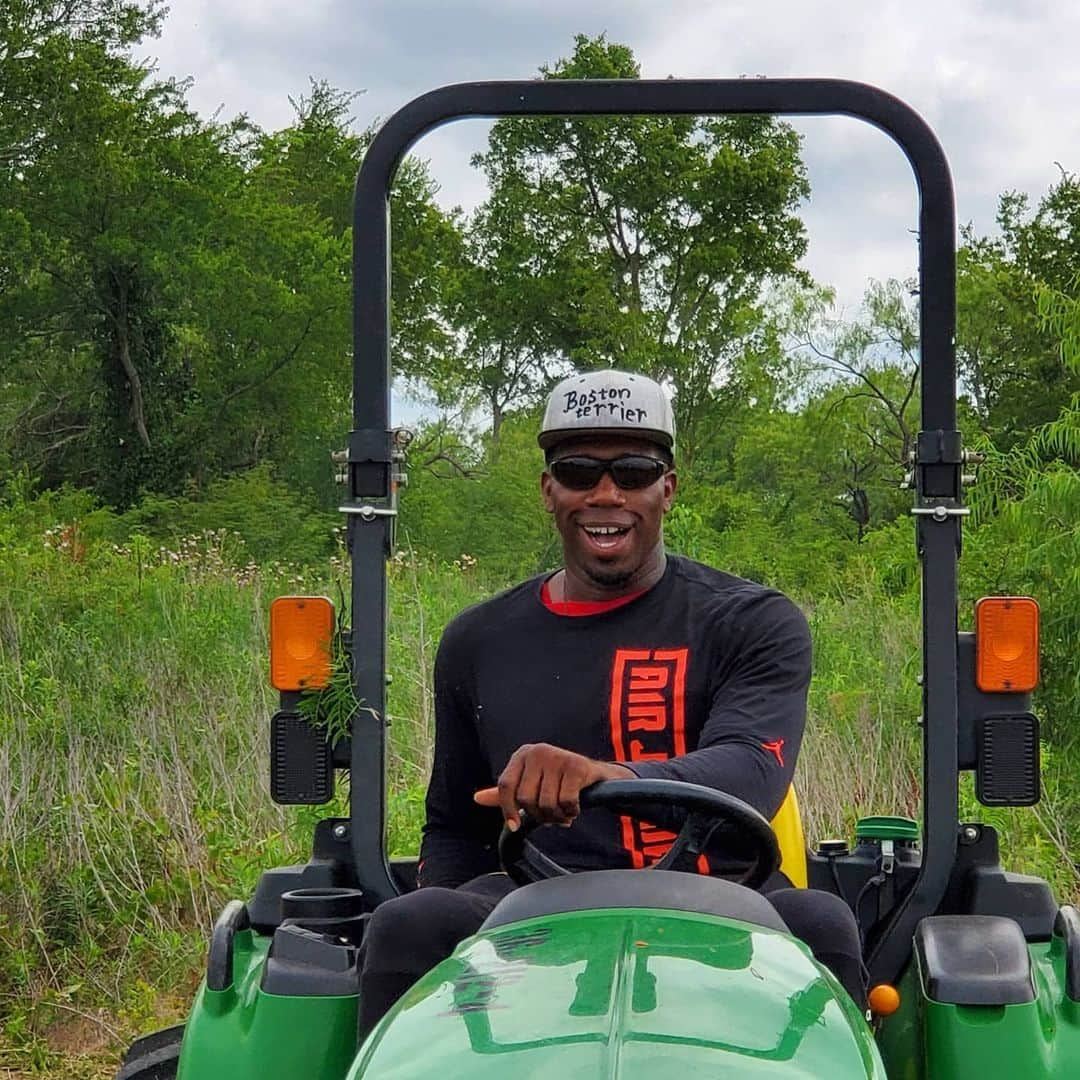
[1,511,1076,1077]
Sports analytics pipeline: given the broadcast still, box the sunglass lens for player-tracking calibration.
[550,458,605,490]
[610,457,666,489]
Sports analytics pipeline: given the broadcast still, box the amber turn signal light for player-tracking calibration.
[975,597,1039,693]
[270,596,334,691]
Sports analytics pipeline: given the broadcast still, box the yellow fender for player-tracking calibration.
[770,785,808,888]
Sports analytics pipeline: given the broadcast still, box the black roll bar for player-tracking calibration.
[348,79,960,984]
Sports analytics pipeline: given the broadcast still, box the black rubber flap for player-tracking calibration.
[915,915,1034,1004]
[480,869,788,932]
[976,713,1040,806]
[271,711,332,805]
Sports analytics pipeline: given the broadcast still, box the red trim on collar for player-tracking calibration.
[541,578,647,617]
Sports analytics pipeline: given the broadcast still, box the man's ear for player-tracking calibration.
[662,469,677,513]
[540,470,556,513]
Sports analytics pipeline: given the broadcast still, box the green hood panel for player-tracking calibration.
[350,909,884,1078]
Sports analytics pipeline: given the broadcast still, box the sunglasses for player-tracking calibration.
[548,454,670,491]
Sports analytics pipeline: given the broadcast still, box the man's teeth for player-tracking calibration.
[584,526,628,535]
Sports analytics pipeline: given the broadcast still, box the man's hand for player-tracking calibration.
[474,743,633,832]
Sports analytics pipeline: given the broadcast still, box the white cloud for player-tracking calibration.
[641,1,1079,304]
[150,0,1080,309]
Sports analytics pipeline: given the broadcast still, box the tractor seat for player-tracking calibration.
[480,869,789,933]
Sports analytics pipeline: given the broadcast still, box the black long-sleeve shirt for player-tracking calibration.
[418,555,811,888]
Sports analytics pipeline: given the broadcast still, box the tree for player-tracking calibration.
[957,174,1080,448]
[179,83,464,498]
[1,0,161,167]
[0,19,462,505]
[427,200,569,441]
[786,279,921,471]
[400,412,556,580]
[464,35,810,462]
[0,4,232,501]
[252,81,465,387]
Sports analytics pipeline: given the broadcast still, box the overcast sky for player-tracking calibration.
[149,0,1079,314]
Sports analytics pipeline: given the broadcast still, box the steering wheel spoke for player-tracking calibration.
[651,810,719,874]
[501,816,574,883]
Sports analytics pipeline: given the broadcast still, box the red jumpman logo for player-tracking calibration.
[761,738,785,767]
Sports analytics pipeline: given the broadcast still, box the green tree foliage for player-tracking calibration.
[457,35,809,461]
[0,16,460,506]
[2,0,208,499]
[178,83,460,501]
[427,200,570,440]
[673,279,920,555]
[957,173,1080,447]
[400,413,556,581]
[0,0,159,160]
[787,280,921,468]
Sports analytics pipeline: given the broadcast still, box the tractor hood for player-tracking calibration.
[348,909,885,1078]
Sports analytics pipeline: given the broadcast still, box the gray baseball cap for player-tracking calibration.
[538,370,676,453]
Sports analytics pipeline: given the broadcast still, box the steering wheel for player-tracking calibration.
[498,778,780,891]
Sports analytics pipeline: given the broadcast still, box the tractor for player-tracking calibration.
[117,78,1080,1078]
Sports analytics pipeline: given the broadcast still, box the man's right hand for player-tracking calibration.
[474,743,632,832]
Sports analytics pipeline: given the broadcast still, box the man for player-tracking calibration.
[358,370,863,1038]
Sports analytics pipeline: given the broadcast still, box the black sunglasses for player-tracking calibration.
[548,454,669,491]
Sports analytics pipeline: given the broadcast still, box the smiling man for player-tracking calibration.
[541,434,671,591]
[356,370,864,1039]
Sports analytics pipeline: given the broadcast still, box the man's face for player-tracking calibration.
[541,435,677,589]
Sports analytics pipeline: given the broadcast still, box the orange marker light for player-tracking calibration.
[270,596,334,691]
[975,597,1040,693]
[868,984,901,1017]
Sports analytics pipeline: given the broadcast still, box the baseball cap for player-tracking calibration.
[538,370,676,453]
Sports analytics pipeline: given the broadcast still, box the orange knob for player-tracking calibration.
[868,983,901,1016]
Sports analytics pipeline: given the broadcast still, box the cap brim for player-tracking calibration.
[538,427,675,452]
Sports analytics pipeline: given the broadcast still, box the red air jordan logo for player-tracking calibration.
[762,738,785,767]
[609,648,707,872]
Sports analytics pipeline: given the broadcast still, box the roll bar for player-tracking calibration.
[347,79,961,985]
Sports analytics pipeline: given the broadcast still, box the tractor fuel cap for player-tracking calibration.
[816,839,851,858]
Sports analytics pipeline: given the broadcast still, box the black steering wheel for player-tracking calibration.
[498,778,780,891]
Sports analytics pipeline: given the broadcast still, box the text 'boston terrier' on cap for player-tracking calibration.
[538,370,675,452]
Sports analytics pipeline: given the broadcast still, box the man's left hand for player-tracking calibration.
[474,743,633,832]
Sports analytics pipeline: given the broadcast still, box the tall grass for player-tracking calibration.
[799,589,923,844]
[0,523,491,1070]
[1,533,289,1027]
[1,500,1076,1074]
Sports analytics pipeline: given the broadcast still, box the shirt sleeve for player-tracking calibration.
[418,620,502,888]
[622,592,811,820]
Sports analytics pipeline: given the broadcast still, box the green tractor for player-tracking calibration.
[117,78,1080,1079]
